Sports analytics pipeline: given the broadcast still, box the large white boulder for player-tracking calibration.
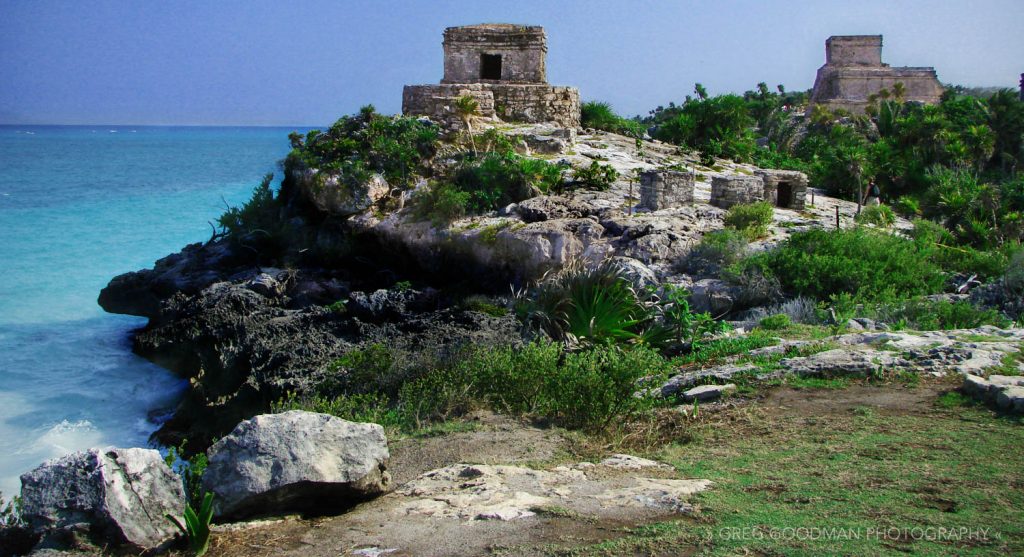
[201,411,391,519]
[19,447,185,552]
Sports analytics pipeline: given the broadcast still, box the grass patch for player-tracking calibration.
[570,389,1024,556]
[783,375,851,390]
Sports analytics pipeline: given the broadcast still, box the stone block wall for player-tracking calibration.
[639,170,694,211]
[403,83,579,129]
[442,24,546,84]
[754,169,808,210]
[710,176,764,209]
[402,84,497,128]
[826,35,883,66]
[491,85,579,129]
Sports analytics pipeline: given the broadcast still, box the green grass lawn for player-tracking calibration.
[563,382,1024,556]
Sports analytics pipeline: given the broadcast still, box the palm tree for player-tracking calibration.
[454,95,480,155]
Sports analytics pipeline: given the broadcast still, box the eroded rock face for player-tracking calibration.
[20,448,185,553]
[201,411,391,519]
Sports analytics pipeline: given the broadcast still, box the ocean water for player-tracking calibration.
[0,125,304,496]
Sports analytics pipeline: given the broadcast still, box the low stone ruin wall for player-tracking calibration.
[639,170,694,211]
[754,169,808,210]
[710,176,764,209]
[403,83,580,129]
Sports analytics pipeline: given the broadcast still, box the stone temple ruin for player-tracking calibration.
[809,35,944,114]
[710,170,808,210]
[403,24,581,129]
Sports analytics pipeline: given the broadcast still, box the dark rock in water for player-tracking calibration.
[19,448,185,553]
[98,241,249,320]
[202,411,391,520]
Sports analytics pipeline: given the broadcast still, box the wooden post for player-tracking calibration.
[835,206,840,230]
[811,191,815,207]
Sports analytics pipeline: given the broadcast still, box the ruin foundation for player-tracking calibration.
[639,170,694,211]
[710,176,764,209]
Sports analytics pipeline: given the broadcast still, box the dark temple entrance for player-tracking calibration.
[776,182,793,208]
[480,53,502,80]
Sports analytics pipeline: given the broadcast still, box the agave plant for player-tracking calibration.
[166,492,215,556]
[518,259,666,346]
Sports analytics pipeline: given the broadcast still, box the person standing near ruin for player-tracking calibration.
[864,179,881,206]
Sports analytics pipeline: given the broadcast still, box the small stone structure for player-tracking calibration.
[639,170,694,210]
[754,169,808,210]
[710,176,764,209]
[403,24,580,129]
[809,35,944,114]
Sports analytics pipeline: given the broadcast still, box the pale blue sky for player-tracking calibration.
[2,0,1021,126]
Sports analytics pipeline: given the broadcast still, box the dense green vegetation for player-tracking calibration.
[580,101,644,137]
[286,105,438,187]
[722,201,774,240]
[276,341,672,432]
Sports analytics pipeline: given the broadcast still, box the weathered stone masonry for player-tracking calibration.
[809,35,944,114]
[403,24,581,129]
[639,170,694,211]
[710,176,764,209]
[754,169,808,210]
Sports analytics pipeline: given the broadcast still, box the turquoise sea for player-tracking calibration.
[0,125,305,496]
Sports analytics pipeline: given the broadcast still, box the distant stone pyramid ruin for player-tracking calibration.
[809,35,944,114]
[402,24,580,129]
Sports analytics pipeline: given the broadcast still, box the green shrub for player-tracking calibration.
[758,313,792,330]
[286,106,438,188]
[448,151,562,213]
[518,260,661,346]
[568,161,619,191]
[687,229,749,269]
[411,181,469,225]
[653,284,731,346]
[462,295,509,317]
[166,492,214,557]
[894,196,922,217]
[216,173,293,260]
[724,201,774,240]
[872,298,1010,330]
[732,228,946,302]
[653,92,757,164]
[855,205,896,228]
[580,101,644,137]
[163,443,208,507]
[273,391,403,429]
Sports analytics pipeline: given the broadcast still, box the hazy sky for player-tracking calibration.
[2,0,1021,126]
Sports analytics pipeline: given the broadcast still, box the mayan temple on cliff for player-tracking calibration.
[809,35,944,114]
[402,24,581,128]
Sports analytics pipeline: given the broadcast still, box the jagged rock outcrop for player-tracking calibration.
[19,448,185,553]
[202,411,391,519]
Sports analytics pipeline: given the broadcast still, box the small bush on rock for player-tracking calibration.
[567,161,619,192]
[580,101,644,137]
[286,106,438,188]
[723,201,774,240]
[411,181,470,225]
[855,205,896,228]
[686,229,749,271]
[758,313,792,330]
